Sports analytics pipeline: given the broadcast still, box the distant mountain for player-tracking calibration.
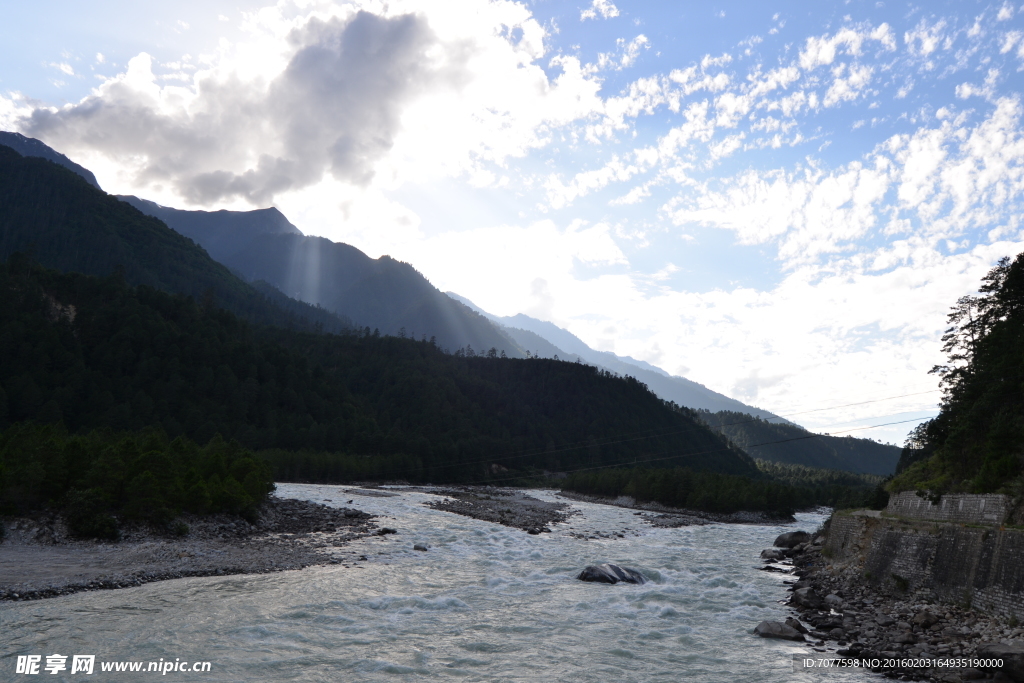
[0,143,349,334]
[698,410,901,476]
[119,196,524,358]
[447,292,789,422]
[0,131,101,189]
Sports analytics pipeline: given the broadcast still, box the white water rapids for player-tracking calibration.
[2,485,872,681]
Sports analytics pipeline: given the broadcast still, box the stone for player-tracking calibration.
[377,528,397,535]
[977,643,1024,682]
[829,628,845,640]
[413,544,428,551]
[895,632,918,644]
[785,617,809,634]
[912,611,940,629]
[576,563,647,585]
[754,620,806,641]
[760,548,786,561]
[774,531,811,548]
[824,594,844,610]
[792,587,823,609]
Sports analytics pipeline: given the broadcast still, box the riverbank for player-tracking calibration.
[0,496,377,602]
[765,517,1024,682]
[557,490,796,526]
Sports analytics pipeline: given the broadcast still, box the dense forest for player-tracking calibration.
[890,253,1024,495]
[0,259,759,485]
[0,138,892,523]
[698,410,901,476]
[560,460,888,517]
[0,423,275,538]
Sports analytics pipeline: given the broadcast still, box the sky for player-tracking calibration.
[4,0,1024,445]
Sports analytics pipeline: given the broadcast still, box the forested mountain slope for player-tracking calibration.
[0,144,350,334]
[698,410,901,476]
[0,261,760,483]
[0,131,101,189]
[119,195,523,357]
[892,253,1024,494]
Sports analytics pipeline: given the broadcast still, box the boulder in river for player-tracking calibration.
[413,544,428,551]
[576,563,647,585]
[785,617,809,634]
[773,531,810,548]
[754,621,805,641]
[760,548,786,561]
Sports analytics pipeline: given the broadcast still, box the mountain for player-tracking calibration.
[118,196,524,358]
[0,260,761,482]
[0,131,101,189]
[0,143,350,334]
[698,410,901,476]
[446,292,789,422]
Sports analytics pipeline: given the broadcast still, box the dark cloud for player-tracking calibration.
[22,10,447,205]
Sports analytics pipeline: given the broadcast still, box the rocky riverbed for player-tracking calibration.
[424,486,573,533]
[0,496,376,602]
[755,522,1024,682]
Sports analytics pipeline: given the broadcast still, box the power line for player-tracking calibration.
[768,389,941,420]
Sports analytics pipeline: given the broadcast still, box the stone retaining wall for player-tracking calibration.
[826,512,1024,617]
[885,491,1011,525]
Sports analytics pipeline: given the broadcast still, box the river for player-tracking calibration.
[2,485,872,681]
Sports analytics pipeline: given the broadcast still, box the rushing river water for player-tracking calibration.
[2,486,873,681]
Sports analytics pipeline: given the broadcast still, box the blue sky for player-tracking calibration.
[5,0,1024,443]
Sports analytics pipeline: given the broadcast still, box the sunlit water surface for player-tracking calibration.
[2,486,872,681]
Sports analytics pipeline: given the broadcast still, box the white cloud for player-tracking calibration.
[10,0,607,208]
[904,19,947,57]
[581,0,619,22]
[799,23,894,70]
[665,98,1024,265]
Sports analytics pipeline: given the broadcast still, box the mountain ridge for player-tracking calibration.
[118,196,525,358]
[446,291,791,423]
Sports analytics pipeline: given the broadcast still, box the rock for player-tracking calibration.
[912,611,940,629]
[829,628,845,640]
[792,587,823,609]
[895,632,918,644]
[774,531,811,548]
[377,528,397,535]
[824,594,844,610]
[786,617,809,634]
[576,563,647,585]
[977,643,1024,682]
[413,544,428,551]
[754,620,806,641]
[760,548,786,561]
